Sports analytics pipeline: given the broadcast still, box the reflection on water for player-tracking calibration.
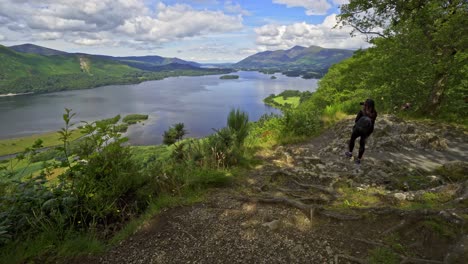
[0,71,318,144]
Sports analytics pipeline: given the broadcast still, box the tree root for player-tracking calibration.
[352,238,386,247]
[382,220,407,235]
[334,254,368,264]
[291,179,339,199]
[275,187,331,203]
[351,207,466,225]
[236,196,362,221]
[400,257,444,264]
[351,238,444,264]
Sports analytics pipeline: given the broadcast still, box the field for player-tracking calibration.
[0,130,82,156]
[272,96,300,108]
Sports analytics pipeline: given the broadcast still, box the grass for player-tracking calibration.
[272,96,300,108]
[110,190,206,245]
[122,114,148,124]
[0,130,82,156]
[219,75,239,79]
[0,231,105,264]
[333,184,384,209]
[368,247,400,264]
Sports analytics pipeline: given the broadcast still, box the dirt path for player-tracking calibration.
[77,115,468,264]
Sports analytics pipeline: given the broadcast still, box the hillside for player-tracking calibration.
[0,45,230,94]
[75,115,468,263]
[234,45,354,71]
[9,43,68,56]
[9,44,200,70]
[0,45,139,94]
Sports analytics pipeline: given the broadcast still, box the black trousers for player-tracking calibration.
[349,130,368,159]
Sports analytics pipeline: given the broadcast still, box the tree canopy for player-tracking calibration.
[318,0,468,119]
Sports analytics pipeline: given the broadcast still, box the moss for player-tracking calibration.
[435,162,467,182]
[388,173,439,191]
[420,219,457,239]
[333,185,384,209]
[368,247,399,264]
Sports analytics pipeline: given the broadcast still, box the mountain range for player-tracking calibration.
[0,44,228,94]
[9,44,201,70]
[0,43,354,94]
[234,45,354,71]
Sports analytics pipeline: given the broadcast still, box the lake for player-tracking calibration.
[0,71,318,145]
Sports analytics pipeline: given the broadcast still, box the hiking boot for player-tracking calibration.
[345,151,352,158]
[355,158,361,165]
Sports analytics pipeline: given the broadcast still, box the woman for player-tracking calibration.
[345,99,377,164]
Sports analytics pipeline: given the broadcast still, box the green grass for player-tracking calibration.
[0,231,105,264]
[368,247,400,264]
[0,130,82,156]
[272,96,300,108]
[110,190,205,245]
[122,114,148,124]
[219,75,239,79]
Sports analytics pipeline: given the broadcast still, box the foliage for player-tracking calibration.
[0,130,82,157]
[264,90,313,110]
[163,123,187,145]
[329,0,468,120]
[122,114,148,124]
[219,75,239,79]
[226,108,250,148]
[0,109,157,251]
[368,247,400,264]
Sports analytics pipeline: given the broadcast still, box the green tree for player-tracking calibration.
[163,123,187,145]
[227,108,249,147]
[338,0,468,116]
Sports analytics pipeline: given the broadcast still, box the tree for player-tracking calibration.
[338,0,468,116]
[163,123,187,145]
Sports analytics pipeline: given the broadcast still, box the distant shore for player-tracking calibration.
[0,92,33,97]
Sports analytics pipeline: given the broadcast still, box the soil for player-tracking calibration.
[74,115,468,264]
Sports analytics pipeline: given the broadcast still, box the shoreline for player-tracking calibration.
[0,92,34,97]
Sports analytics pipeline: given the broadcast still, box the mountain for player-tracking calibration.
[104,55,201,70]
[9,44,200,69]
[0,45,140,93]
[0,45,230,94]
[9,43,68,56]
[234,45,354,70]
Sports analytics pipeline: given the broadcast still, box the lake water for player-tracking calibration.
[0,71,318,145]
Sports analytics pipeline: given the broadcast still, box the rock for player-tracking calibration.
[444,235,468,264]
[441,161,468,177]
[427,175,442,183]
[262,220,280,231]
[394,193,407,201]
[325,246,333,256]
[303,156,322,165]
[316,164,326,171]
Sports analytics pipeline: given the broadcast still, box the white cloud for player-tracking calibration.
[0,0,244,47]
[273,0,331,15]
[72,38,113,46]
[0,33,5,41]
[118,4,243,43]
[224,1,252,16]
[255,14,370,50]
[33,32,63,40]
[332,0,349,5]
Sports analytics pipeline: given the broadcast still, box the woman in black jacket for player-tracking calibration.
[345,99,377,164]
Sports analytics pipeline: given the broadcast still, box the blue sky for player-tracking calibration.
[0,0,368,62]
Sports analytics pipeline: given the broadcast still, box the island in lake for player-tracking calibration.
[220,75,239,79]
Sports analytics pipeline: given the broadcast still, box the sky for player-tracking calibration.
[0,0,370,63]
